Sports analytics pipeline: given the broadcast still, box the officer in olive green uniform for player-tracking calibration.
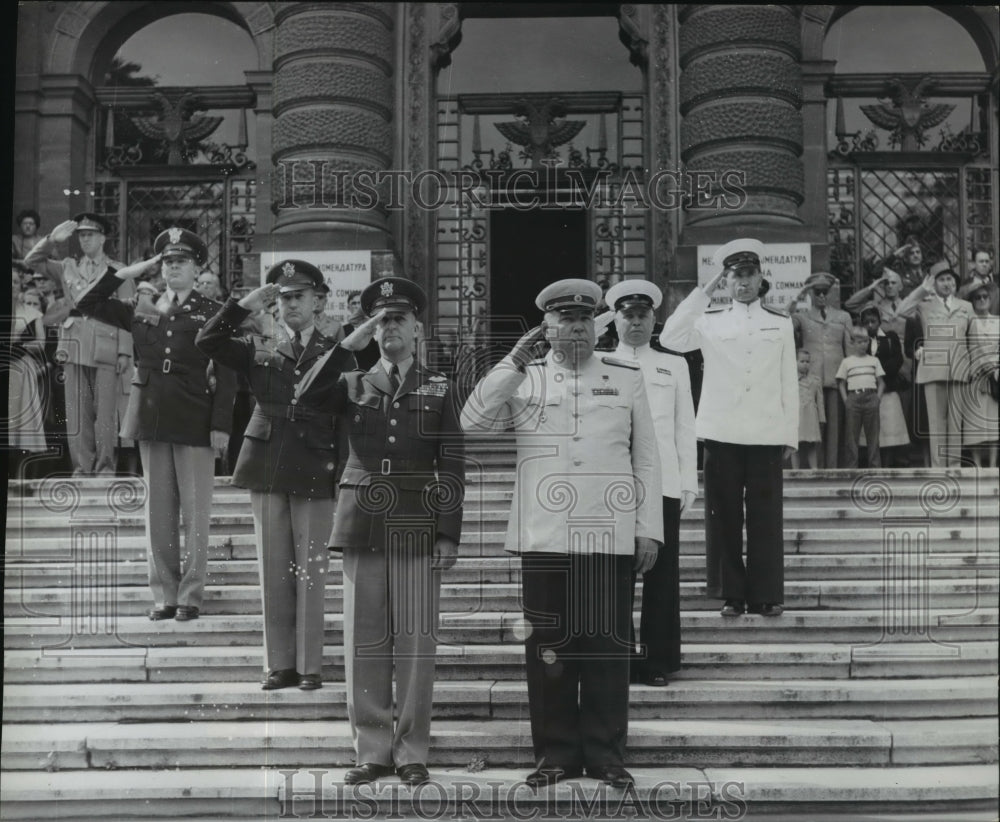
[76,228,235,621]
[197,260,346,690]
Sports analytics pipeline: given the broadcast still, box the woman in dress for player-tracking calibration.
[958,281,999,468]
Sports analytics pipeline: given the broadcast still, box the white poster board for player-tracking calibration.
[697,243,812,312]
[259,250,372,323]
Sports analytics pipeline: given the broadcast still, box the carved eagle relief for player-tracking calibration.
[494,98,586,166]
[859,76,955,151]
[132,92,224,165]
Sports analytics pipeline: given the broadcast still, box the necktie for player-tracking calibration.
[944,297,951,312]
[891,300,897,311]
[820,308,827,320]
[388,363,400,395]
[291,330,303,360]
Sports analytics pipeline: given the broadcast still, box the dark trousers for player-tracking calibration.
[631,496,681,675]
[844,390,881,468]
[703,440,784,605]
[521,552,633,770]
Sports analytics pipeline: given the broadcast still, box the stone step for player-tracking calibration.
[5,552,998,590]
[5,641,996,684]
[3,717,997,771]
[3,677,995,724]
[6,526,999,558]
[4,608,996,652]
[1,764,996,821]
[6,577,997,620]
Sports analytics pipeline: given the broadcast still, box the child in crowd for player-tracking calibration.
[836,327,886,468]
[857,303,910,466]
[793,349,824,468]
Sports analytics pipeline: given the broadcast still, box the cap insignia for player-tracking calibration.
[573,294,582,302]
[380,281,394,297]
[282,262,296,277]
[168,228,183,244]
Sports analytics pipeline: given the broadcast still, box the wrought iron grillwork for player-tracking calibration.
[93,178,256,292]
[434,92,647,342]
[826,167,990,292]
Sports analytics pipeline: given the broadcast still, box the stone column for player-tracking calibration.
[679,4,805,228]
[270,2,396,249]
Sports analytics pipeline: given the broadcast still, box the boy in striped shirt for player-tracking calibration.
[836,327,886,468]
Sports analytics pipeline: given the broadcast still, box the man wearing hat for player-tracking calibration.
[197,260,344,689]
[895,261,974,467]
[789,272,852,468]
[25,213,133,475]
[602,279,697,688]
[296,276,465,787]
[660,239,797,619]
[461,279,662,789]
[75,227,236,621]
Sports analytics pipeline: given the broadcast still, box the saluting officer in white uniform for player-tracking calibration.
[603,280,697,687]
[461,279,662,791]
[659,239,797,618]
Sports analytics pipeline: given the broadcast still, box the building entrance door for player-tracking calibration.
[489,208,588,350]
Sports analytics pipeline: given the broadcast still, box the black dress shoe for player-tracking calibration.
[758,603,784,617]
[174,605,199,621]
[344,763,395,785]
[585,765,635,788]
[638,670,669,687]
[396,763,430,786]
[524,765,582,789]
[148,605,177,621]
[298,674,322,690]
[261,668,299,690]
[720,599,745,617]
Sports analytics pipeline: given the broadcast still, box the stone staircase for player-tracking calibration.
[2,449,998,820]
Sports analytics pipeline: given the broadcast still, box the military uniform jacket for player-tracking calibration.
[24,244,133,368]
[196,299,346,498]
[911,295,974,384]
[76,270,236,446]
[614,342,697,500]
[298,354,466,550]
[660,290,799,449]
[792,306,852,387]
[460,352,663,555]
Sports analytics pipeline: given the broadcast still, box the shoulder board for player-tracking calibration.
[600,356,640,370]
[525,359,546,368]
[762,305,789,317]
[705,306,727,313]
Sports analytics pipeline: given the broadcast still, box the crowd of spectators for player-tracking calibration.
[8,209,999,478]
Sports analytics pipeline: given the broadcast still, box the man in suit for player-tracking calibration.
[660,239,797,619]
[298,276,465,787]
[789,272,852,467]
[25,213,134,475]
[461,279,662,790]
[76,227,235,621]
[896,261,974,467]
[197,260,344,690]
[603,279,697,688]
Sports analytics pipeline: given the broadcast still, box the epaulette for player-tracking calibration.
[705,306,727,313]
[600,355,640,370]
[762,304,789,317]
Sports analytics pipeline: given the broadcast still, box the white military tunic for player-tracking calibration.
[659,291,798,448]
[461,351,663,553]
[613,342,697,500]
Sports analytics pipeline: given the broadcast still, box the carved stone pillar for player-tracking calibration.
[270,2,396,248]
[679,4,805,228]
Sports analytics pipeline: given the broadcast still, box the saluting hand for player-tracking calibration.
[510,323,548,368]
[341,308,386,351]
[238,283,280,313]
[633,536,659,575]
[116,254,163,280]
[702,268,728,298]
[49,220,78,244]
